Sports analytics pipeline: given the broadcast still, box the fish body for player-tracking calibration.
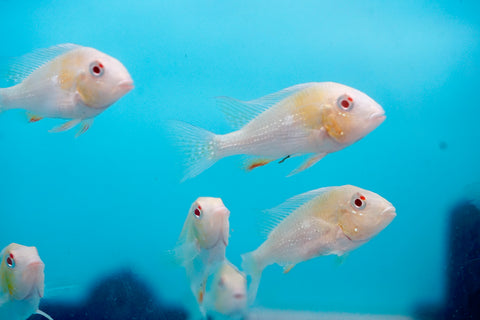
[204,260,247,319]
[241,185,396,303]
[172,82,385,180]
[0,44,133,136]
[174,197,230,313]
[0,243,53,320]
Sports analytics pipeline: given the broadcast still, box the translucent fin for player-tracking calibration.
[216,83,316,130]
[49,119,81,133]
[241,251,263,305]
[36,309,54,320]
[283,264,295,274]
[260,187,333,237]
[168,120,219,182]
[26,112,43,123]
[6,43,80,84]
[243,157,274,171]
[287,152,327,177]
[0,89,4,112]
[335,253,349,266]
[75,118,94,137]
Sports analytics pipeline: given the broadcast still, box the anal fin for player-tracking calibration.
[288,153,327,176]
[26,112,43,123]
[244,157,274,171]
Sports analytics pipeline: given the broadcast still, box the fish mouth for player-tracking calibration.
[117,79,134,92]
[233,293,245,300]
[381,206,397,218]
[369,112,386,123]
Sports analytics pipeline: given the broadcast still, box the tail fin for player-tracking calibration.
[241,251,263,305]
[168,121,219,182]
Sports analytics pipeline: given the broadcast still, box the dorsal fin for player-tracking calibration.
[216,82,316,130]
[259,187,333,237]
[6,43,81,83]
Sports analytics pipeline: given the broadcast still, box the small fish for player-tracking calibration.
[0,243,53,320]
[0,44,133,136]
[241,185,396,303]
[204,260,247,319]
[174,197,230,314]
[171,82,385,181]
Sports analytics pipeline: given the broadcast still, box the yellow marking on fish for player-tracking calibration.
[27,113,43,123]
[292,89,324,129]
[321,107,352,143]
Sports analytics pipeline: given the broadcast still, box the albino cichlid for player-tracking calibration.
[172,82,385,181]
[241,185,396,303]
[0,243,53,320]
[0,44,133,136]
[174,197,230,314]
[204,260,247,319]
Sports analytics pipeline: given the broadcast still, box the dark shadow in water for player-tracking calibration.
[413,201,480,320]
[32,269,187,320]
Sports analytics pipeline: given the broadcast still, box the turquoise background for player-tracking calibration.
[1,0,479,317]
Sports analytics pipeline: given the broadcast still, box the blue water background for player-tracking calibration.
[1,0,480,316]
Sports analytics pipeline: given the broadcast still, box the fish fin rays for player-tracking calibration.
[287,153,327,177]
[168,120,219,182]
[48,118,93,137]
[216,83,316,130]
[259,187,333,238]
[241,251,263,305]
[283,264,295,274]
[35,309,54,320]
[5,43,80,84]
[75,118,94,137]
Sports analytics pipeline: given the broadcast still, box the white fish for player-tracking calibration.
[0,44,133,136]
[0,243,53,320]
[204,260,247,319]
[241,185,396,303]
[174,197,230,313]
[172,82,385,181]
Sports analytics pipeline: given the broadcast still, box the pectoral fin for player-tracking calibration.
[75,118,94,137]
[283,264,295,274]
[288,153,327,177]
[49,119,81,133]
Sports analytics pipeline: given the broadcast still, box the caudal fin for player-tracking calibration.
[168,121,219,182]
[241,251,263,305]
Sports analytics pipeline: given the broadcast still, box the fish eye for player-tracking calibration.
[6,253,15,269]
[89,61,104,77]
[193,205,202,219]
[351,193,366,210]
[337,94,354,111]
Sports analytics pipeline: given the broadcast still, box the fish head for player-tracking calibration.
[0,243,45,301]
[189,197,230,250]
[336,185,396,241]
[213,262,247,316]
[72,47,134,109]
[320,82,385,145]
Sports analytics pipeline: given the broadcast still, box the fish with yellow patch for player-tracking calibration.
[0,243,53,320]
[0,44,134,136]
[174,197,230,315]
[241,185,396,303]
[171,82,385,181]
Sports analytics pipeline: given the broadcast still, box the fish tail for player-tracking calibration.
[168,120,219,182]
[241,251,264,305]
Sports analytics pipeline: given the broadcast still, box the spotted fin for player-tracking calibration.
[49,119,81,133]
[260,187,333,238]
[243,157,275,171]
[287,153,327,177]
[216,83,316,130]
[26,112,43,123]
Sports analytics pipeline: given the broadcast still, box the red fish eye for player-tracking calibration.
[6,256,15,268]
[193,205,202,219]
[354,199,363,207]
[337,94,354,111]
[90,61,104,77]
[351,193,366,210]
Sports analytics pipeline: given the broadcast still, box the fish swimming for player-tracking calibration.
[172,82,385,181]
[203,260,247,319]
[174,197,230,314]
[0,43,134,136]
[0,243,53,320]
[241,185,396,303]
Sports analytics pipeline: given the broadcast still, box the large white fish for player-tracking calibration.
[203,260,247,319]
[0,44,133,136]
[172,82,385,181]
[241,185,396,303]
[0,243,53,320]
[174,197,230,313]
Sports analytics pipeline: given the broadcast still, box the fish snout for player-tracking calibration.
[117,79,134,93]
[368,112,386,125]
[381,206,397,220]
